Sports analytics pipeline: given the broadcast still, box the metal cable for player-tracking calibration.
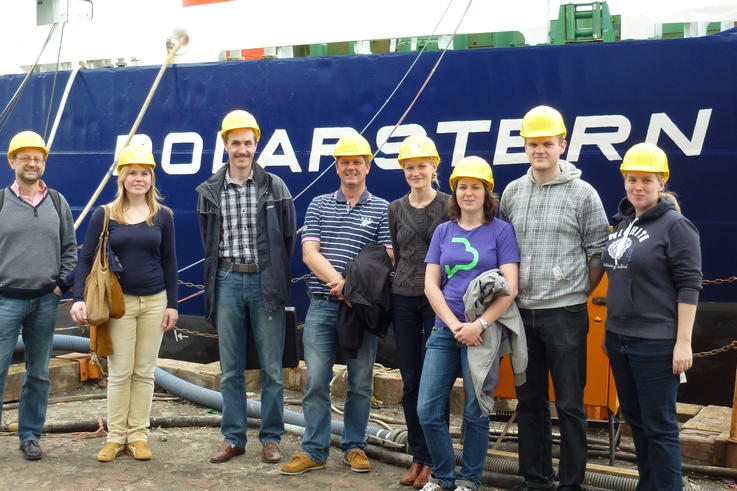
[291,0,462,201]
[0,23,58,132]
[43,21,66,140]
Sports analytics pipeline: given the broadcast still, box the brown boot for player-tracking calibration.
[413,465,432,489]
[399,462,423,486]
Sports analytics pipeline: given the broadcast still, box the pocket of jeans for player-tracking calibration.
[563,303,586,314]
[216,267,231,281]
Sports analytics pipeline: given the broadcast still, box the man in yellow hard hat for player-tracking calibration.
[500,106,609,490]
[281,132,393,476]
[196,110,296,465]
[0,131,77,460]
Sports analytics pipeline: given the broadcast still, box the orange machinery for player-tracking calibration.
[494,274,618,420]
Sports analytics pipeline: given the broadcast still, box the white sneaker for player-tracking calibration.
[420,482,443,491]
[455,486,474,491]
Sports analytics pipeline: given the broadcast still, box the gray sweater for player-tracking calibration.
[0,189,77,298]
[499,161,609,309]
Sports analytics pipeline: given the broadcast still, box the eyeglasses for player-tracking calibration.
[14,156,46,164]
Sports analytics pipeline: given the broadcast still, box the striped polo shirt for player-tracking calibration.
[302,188,391,296]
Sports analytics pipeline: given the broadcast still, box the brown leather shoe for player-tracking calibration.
[209,442,245,463]
[400,462,423,485]
[413,465,432,489]
[262,442,281,463]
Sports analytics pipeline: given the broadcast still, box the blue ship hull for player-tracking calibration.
[1,30,735,323]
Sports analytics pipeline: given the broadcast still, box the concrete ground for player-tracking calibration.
[1,384,732,490]
[0,386,510,491]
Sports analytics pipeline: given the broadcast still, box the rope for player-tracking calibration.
[291,0,464,201]
[73,35,188,230]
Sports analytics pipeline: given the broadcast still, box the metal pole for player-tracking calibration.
[725,364,737,468]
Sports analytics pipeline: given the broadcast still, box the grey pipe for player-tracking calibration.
[18,335,396,440]
[20,335,713,489]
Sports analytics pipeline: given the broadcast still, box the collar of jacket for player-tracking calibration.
[197,162,272,207]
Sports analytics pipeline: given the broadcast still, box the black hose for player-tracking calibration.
[3,415,223,434]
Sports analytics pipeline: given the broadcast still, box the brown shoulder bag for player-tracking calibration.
[84,205,125,326]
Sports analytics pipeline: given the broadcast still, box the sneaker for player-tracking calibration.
[126,440,152,460]
[419,483,443,491]
[96,442,125,462]
[280,452,326,475]
[343,448,371,472]
[455,486,474,491]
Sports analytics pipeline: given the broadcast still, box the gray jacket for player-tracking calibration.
[196,163,296,319]
[463,269,527,417]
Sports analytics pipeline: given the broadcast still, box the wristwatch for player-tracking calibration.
[478,317,490,331]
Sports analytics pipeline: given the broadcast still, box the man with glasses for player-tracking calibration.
[0,131,76,460]
[197,110,296,465]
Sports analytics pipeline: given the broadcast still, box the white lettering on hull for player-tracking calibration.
[126,109,711,175]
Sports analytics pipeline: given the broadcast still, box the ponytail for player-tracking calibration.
[660,192,681,212]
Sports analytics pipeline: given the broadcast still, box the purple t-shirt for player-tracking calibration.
[425,219,520,327]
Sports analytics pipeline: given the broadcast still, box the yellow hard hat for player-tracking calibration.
[449,156,494,192]
[397,134,439,166]
[520,105,567,139]
[116,145,156,172]
[7,131,48,163]
[333,133,373,161]
[221,109,261,142]
[620,142,669,182]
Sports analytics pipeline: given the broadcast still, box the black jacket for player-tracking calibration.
[337,242,393,358]
[196,163,296,319]
[603,196,702,339]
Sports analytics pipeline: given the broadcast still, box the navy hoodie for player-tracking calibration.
[602,197,702,339]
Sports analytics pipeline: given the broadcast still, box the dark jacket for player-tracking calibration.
[602,196,702,339]
[337,242,393,358]
[196,163,296,319]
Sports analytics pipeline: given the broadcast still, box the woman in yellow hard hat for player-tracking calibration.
[70,145,178,463]
[387,134,449,487]
[602,142,702,490]
[417,156,521,490]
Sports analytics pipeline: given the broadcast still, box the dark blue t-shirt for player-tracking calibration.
[74,206,178,309]
[425,219,519,327]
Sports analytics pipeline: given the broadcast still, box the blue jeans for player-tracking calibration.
[606,332,682,491]
[516,305,589,490]
[417,326,489,490]
[0,292,59,443]
[215,268,285,447]
[392,293,435,466]
[301,297,378,463]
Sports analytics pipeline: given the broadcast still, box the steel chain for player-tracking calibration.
[702,276,737,285]
[177,280,204,289]
[172,327,218,339]
[693,340,737,358]
[291,274,310,284]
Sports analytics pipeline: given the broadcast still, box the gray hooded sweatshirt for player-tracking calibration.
[499,160,609,309]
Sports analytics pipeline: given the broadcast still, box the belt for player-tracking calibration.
[309,292,342,303]
[219,259,259,273]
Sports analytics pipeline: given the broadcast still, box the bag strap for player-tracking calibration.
[398,196,432,245]
[95,205,111,268]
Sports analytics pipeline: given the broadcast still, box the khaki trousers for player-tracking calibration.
[106,291,167,443]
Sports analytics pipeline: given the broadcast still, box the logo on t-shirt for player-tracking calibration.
[444,237,479,278]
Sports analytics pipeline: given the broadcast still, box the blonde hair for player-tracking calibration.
[108,164,171,225]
